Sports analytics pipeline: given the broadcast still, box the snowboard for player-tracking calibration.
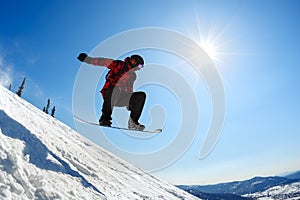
[74,116,162,133]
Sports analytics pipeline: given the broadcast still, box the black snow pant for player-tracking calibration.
[101,87,146,124]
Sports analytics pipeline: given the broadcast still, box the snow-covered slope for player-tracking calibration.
[0,85,199,200]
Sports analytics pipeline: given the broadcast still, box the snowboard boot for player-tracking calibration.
[99,114,112,127]
[128,118,145,131]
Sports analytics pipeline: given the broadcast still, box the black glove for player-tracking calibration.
[77,53,88,62]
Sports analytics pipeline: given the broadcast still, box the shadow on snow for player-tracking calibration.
[0,110,106,198]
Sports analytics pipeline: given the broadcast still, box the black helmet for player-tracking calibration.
[131,54,144,65]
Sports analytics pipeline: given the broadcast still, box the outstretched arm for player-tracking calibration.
[77,53,114,67]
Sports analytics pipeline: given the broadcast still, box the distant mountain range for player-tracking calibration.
[285,170,300,180]
[244,182,300,200]
[181,189,253,200]
[178,170,300,199]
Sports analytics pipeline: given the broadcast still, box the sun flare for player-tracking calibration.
[192,8,229,63]
[199,39,219,62]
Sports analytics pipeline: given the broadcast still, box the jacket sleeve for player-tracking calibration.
[86,57,114,68]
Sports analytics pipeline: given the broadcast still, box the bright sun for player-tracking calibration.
[193,9,228,63]
[199,39,219,62]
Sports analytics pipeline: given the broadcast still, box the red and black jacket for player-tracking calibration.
[86,57,136,97]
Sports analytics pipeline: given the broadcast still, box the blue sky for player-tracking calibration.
[1,0,300,185]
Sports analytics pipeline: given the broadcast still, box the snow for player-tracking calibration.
[0,85,199,200]
[243,182,300,200]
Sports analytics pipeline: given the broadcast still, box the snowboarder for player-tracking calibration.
[77,53,146,131]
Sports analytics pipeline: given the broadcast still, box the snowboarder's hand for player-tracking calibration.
[77,53,88,62]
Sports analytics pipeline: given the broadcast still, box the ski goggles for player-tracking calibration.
[137,64,144,69]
